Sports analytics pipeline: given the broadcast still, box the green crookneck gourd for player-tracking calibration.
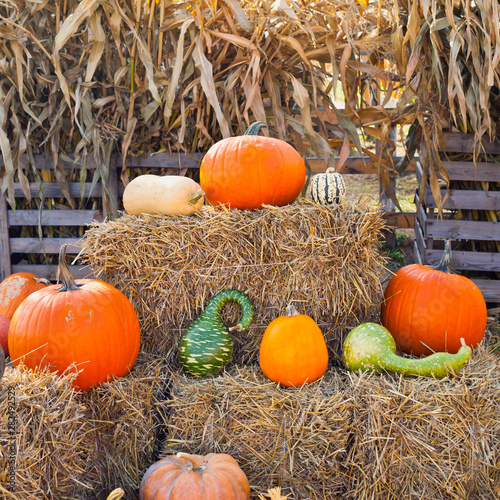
[343,323,472,379]
[179,290,254,377]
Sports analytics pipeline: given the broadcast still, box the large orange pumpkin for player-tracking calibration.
[8,245,141,391]
[259,304,329,387]
[139,452,250,500]
[200,122,306,210]
[0,272,49,319]
[381,240,487,356]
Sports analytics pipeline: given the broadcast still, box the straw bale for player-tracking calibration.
[344,345,500,500]
[0,353,170,500]
[163,347,500,499]
[162,365,352,499]
[83,199,386,366]
[0,365,92,499]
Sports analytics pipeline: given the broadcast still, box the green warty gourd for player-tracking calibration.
[179,290,254,377]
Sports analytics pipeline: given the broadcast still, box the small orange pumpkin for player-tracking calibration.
[259,304,329,387]
[200,122,306,210]
[8,245,141,391]
[0,272,49,319]
[139,452,250,500]
[381,240,487,356]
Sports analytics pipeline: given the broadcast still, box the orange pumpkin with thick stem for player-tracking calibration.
[259,304,329,387]
[0,272,49,319]
[200,122,306,210]
[139,452,250,500]
[381,240,487,357]
[8,245,141,391]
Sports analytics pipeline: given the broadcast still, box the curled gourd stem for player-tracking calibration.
[285,304,301,317]
[188,189,205,205]
[56,244,80,292]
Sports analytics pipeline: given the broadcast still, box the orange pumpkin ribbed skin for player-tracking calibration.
[381,263,487,357]
[139,452,250,500]
[200,128,306,210]
[8,279,140,391]
[259,306,329,387]
[0,272,49,319]
[0,313,10,357]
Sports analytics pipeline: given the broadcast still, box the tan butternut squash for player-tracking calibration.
[123,175,205,216]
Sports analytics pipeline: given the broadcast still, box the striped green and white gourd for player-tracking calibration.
[310,168,346,206]
[179,290,254,377]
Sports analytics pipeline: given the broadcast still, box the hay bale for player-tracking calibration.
[0,353,170,500]
[163,348,500,499]
[83,200,386,365]
[0,366,91,499]
[344,345,500,500]
[162,365,351,499]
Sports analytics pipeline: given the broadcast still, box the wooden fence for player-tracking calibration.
[414,133,500,302]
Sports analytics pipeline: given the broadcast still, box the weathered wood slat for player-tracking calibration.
[416,161,500,182]
[10,238,83,254]
[442,133,500,155]
[414,216,427,260]
[12,182,125,199]
[10,264,93,281]
[441,161,500,182]
[414,192,427,229]
[469,279,500,303]
[383,212,415,229]
[425,219,500,241]
[413,239,423,265]
[0,196,12,280]
[8,210,101,226]
[425,249,500,272]
[424,188,500,210]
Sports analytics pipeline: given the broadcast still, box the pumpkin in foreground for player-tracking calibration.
[8,245,141,391]
[123,174,205,216]
[139,452,250,500]
[310,168,346,206]
[259,304,328,387]
[0,344,4,381]
[381,240,487,356]
[200,122,306,210]
[0,272,49,319]
[0,313,9,357]
[179,290,253,377]
[343,323,472,379]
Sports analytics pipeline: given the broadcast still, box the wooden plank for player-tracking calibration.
[10,238,83,254]
[414,192,427,229]
[0,195,12,280]
[424,188,500,210]
[10,264,93,281]
[416,160,500,182]
[414,216,427,259]
[413,238,423,265]
[8,210,101,226]
[13,182,111,199]
[440,161,500,182]
[424,249,500,272]
[469,279,500,303]
[0,153,204,171]
[442,132,500,155]
[425,219,500,241]
[383,212,415,229]
[309,156,417,174]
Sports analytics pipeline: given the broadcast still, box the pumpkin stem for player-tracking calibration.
[434,240,452,273]
[188,189,205,205]
[56,244,81,292]
[243,121,267,136]
[285,304,301,317]
[33,277,50,286]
